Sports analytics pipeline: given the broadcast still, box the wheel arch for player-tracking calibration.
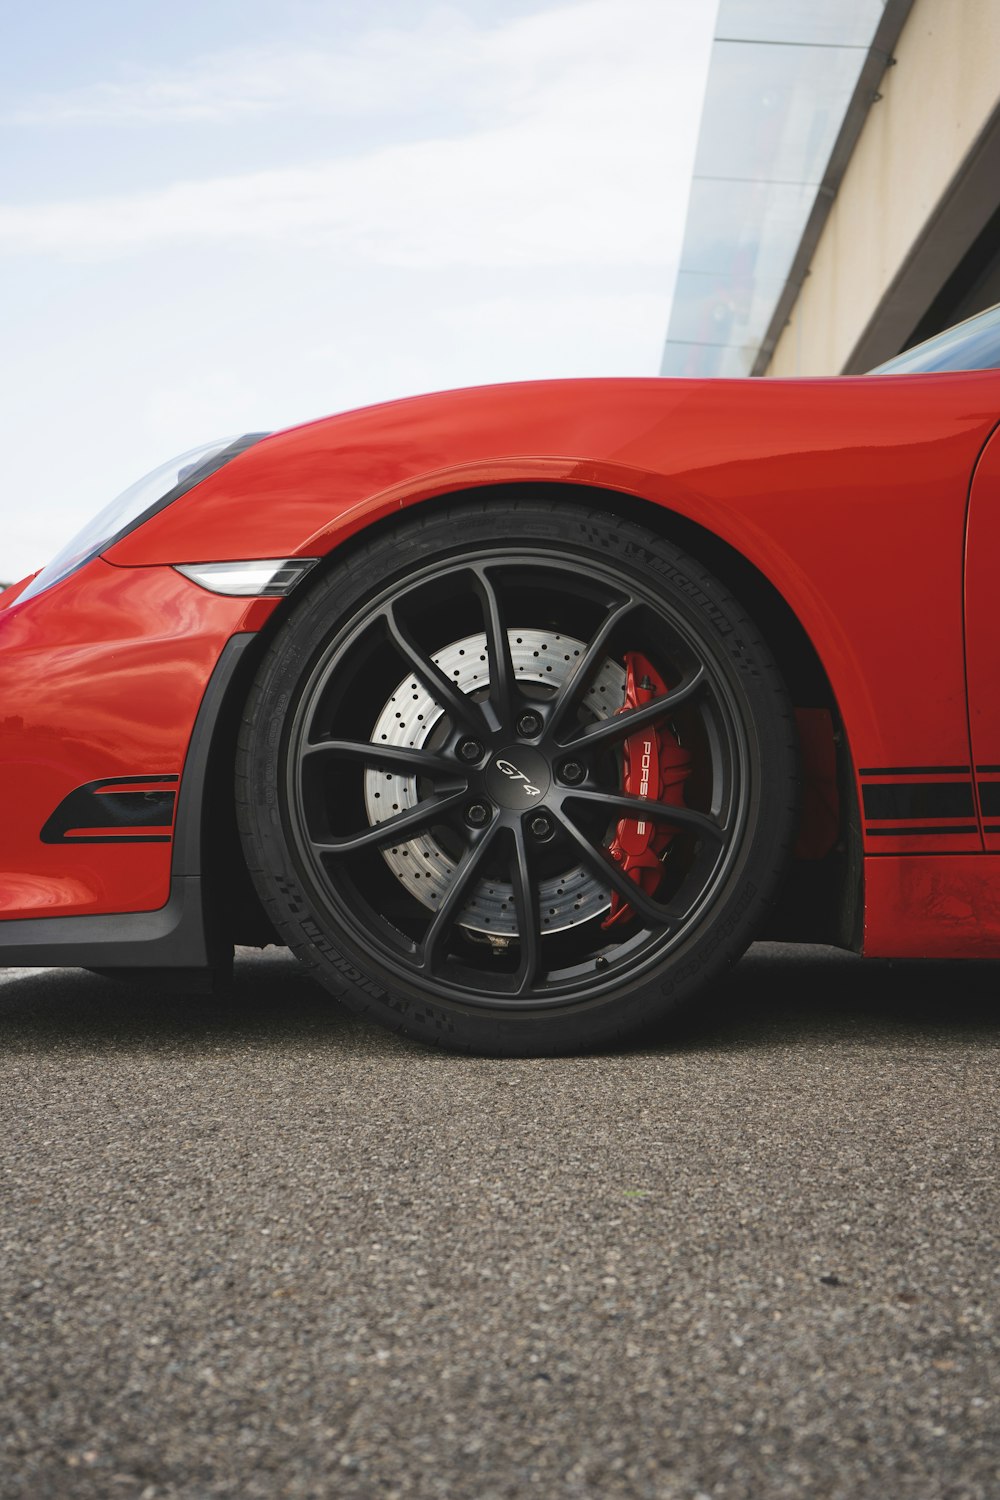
[198,478,860,953]
[296,477,842,714]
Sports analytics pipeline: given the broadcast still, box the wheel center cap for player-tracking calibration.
[486,746,551,809]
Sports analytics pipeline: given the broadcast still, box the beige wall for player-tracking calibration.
[767,0,1000,377]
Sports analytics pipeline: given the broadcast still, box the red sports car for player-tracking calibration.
[3,306,1000,1054]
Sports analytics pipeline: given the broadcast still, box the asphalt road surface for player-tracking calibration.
[1,944,997,1500]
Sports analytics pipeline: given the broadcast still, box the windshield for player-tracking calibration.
[872,303,1000,374]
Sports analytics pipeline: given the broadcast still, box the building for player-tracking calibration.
[662,0,1000,379]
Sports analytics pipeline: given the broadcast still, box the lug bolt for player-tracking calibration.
[465,803,490,827]
[457,738,484,763]
[529,814,553,840]
[516,711,542,737]
[559,760,585,785]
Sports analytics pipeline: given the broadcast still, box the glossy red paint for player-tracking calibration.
[864,855,1000,958]
[105,373,1000,819]
[965,423,1000,852]
[5,369,1000,961]
[0,560,267,920]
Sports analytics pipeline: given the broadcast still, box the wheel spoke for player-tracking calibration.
[314,788,469,854]
[302,738,464,779]
[553,807,676,929]
[421,822,502,973]
[471,567,517,732]
[285,533,758,1018]
[383,604,487,736]
[564,787,727,843]
[510,822,541,994]
[559,665,707,752]
[545,596,640,739]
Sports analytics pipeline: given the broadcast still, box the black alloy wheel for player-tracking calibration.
[237,501,799,1054]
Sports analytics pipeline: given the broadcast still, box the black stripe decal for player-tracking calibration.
[977,765,1000,773]
[978,783,1000,816]
[862,782,974,820]
[866,825,978,837]
[858,765,970,776]
[47,834,175,846]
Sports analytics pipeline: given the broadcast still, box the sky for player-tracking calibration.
[1,0,717,583]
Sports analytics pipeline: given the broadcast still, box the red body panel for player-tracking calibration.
[5,371,1000,956]
[865,856,1000,957]
[0,561,266,919]
[106,375,1000,814]
[965,425,1000,852]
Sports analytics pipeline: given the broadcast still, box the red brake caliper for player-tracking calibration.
[602,652,691,929]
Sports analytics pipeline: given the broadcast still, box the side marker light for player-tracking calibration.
[174,559,319,597]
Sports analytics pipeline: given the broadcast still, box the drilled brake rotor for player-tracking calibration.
[364,630,625,935]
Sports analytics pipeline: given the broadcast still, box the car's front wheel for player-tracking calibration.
[236,501,798,1054]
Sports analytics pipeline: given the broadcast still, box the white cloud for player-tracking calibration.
[0,120,688,264]
[11,2,688,130]
[1,0,708,268]
[12,26,471,127]
[0,0,718,583]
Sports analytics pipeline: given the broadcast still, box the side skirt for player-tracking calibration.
[864,852,1000,958]
[0,875,211,969]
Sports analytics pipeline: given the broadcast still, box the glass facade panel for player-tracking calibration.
[694,41,870,185]
[715,0,884,48]
[669,269,787,349]
[681,178,815,285]
[660,342,755,379]
[661,2,888,379]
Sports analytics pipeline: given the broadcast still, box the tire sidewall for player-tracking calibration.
[237,503,798,1053]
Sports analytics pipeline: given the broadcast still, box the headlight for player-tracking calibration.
[18,431,267,604]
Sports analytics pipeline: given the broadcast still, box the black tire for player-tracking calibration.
[236,500,798,1055]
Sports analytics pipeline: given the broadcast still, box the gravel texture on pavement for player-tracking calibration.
[0,943,997,1500]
